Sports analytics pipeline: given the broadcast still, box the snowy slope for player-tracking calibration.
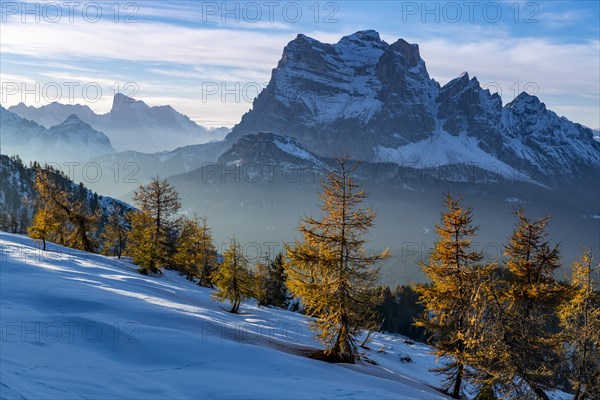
[0,232,450,400]
[374,130,532,182]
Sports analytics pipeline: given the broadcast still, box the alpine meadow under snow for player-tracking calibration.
[0,232,453,400]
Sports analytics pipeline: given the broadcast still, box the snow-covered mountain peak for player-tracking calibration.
[339,29,383,43]
[505,92,547,114]
[224,31,598,186]
[219,132,322,169]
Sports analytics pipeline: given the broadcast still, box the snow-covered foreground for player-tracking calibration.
[0,232,447,399]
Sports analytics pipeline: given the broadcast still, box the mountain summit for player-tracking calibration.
[226,30,599,186]
[0,107,115,162]
[8,95,230,153]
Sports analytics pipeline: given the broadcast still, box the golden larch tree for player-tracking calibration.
[211,238,256,313]
[559,249,599,400]
[285,156,389,363]
[415,194,492,398]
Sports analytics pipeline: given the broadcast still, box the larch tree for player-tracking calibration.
[470,210,564,400]
[28,207,57,251]
[415,194,492,399]
[127,211,158,273]
[132,176,181,234]
[285,156,390,363]
[129,177,181,274]
[30,167,98,253]
[174,215,217,283]
[559,249,599,400]
[211,238,255,313]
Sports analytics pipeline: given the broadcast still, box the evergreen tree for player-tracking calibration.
[256,253,290,308]
[415,194,492,398]
[196,217,217,287]
[377,285,428,343]
[101,207,128,258]
[211,238,256,313]
[129,177,181,273]
[255,254,270,307]
[285,156,390,363]
[559,249,599,400]
[174,215,217,283]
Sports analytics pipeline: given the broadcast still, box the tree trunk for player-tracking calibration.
[42,238,46,251]
[360,330,373,348]
[451,363,463,399]
[532,384,550,400]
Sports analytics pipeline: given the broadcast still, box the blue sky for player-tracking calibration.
[1,0,599,129]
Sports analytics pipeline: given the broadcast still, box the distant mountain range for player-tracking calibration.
[8,94,230,152]
[1,106,115,163]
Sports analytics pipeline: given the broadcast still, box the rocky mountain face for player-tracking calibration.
[226,30,599,187]
[0,106,115,163]
[8,94,230,152]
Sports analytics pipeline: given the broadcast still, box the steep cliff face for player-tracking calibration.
[227,30,440,158]
[225,30,599,186]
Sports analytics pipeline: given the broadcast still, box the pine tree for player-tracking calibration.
[101,207,128,258]
[468,210,564,400]
[285,156,390,363]
[174,215,217,283]
[559,249,599,400]
[129,177,181,273]
[211,238,256,313]
[415,194,492,398]
[255,254,270,307]
[256,253,290,308]
[196,218,218,287]
[268,254,290,308]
